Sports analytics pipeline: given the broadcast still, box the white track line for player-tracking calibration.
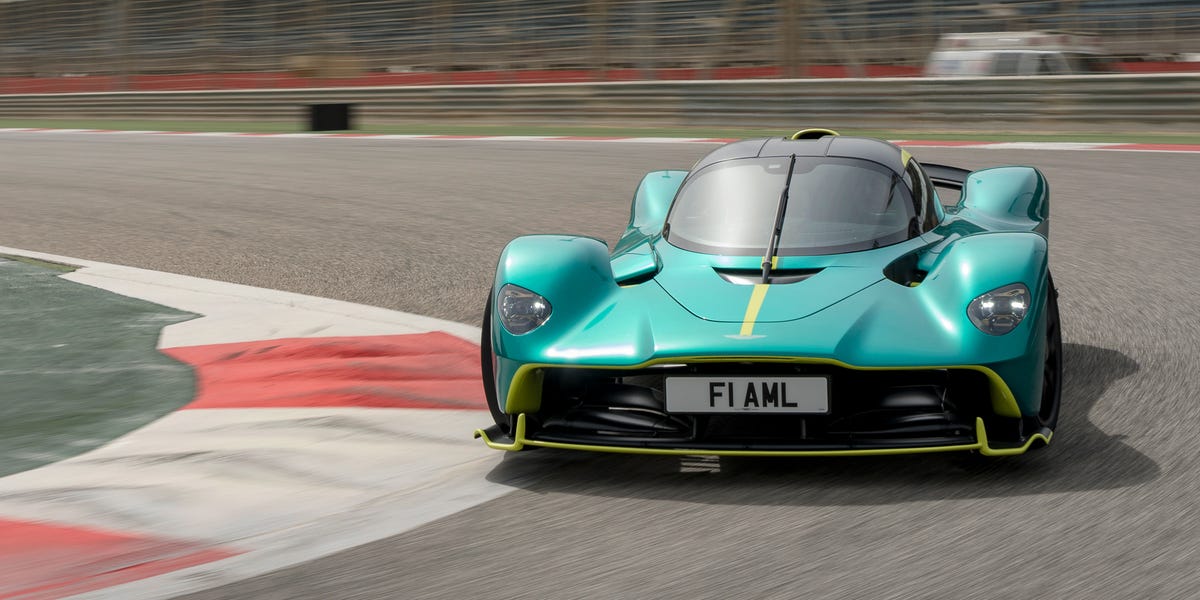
[4,127,1200,152]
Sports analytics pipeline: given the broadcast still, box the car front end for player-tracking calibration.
[476,235,1053,457]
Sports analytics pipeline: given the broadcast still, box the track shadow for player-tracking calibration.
[485,343,1157,506]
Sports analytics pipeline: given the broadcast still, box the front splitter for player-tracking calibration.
[474,413,1051,457]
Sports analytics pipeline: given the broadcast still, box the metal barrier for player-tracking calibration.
[0,74,1196,130]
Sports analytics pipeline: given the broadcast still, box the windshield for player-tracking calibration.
[665,156,918,256]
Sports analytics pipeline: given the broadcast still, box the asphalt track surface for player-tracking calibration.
[2,132,1198,599]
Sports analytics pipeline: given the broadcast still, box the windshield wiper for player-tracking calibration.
[761,153,797,284]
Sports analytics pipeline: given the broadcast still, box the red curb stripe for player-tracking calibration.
[1100,143,1200,152]
[0,518,238,600]
[164,332,487,410]
[894,140,995,147]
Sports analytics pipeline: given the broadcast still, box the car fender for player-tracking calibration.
[919,230,1051,415]
[491,232,621,354]
[957,166,1050,237]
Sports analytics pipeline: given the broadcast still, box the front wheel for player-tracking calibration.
[1036,274,1062,432]
[480,294,509,431]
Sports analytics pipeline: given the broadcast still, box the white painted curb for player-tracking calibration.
[0,247,507,600]
[0,246,480,347]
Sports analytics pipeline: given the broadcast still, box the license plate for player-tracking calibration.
[665,377,829,414]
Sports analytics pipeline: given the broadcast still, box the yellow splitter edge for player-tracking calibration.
[474,413,1052,458]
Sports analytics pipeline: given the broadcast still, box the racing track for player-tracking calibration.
[2,132,1198,599]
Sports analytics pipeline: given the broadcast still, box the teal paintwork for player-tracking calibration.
[957,166,1050,237]
[488,143,1052,421]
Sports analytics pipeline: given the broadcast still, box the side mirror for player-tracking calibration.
[614,170,687,255]
[610,251,660,285]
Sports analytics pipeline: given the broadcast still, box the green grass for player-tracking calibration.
[3,118,1200,144]
[0,258,195,477]
[0,253,77,273]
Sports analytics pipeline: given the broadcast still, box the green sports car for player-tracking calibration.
[475,129,1060,457]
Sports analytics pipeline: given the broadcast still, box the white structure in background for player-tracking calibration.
[924,31,1109,77]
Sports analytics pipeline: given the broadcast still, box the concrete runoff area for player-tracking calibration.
[0,258,194,477]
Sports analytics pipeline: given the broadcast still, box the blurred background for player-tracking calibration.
[1,0,1198,94]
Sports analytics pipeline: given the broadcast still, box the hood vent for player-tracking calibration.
[713,267,823,286]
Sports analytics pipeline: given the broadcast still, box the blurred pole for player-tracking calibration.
[713,0,747,79]
[1063,0,1079,32]
[919,0,933,57]
[116,0,130,91]
[434,0,454,79]
[633,0,654,79]
[846,0,865,77]
[264,0,281,86]
[206,0,219,88]
[505,0,519,76]
[589,0,608,79]
[310,0,324,53]
[781,0,803,78]
[310,0,327,81]
[30,0,41,78]
[0,3,7,89]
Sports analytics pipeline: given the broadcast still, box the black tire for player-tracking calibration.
[1037,274,1062,432]
[480,294,509,431]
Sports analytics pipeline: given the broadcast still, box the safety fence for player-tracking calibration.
[0,74,1195,130]
[1,0,1198,92]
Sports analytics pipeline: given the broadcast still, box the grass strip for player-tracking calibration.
[2,119,1200,144]
[0,253,77,273]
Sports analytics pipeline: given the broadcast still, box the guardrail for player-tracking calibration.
[0,74,1196,130]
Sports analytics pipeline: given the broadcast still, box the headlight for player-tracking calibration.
[967,283,1029,335]
[498,284,552,335]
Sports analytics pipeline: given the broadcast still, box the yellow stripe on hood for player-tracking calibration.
[739,284,770,336]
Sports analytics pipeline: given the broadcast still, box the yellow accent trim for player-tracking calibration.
[473,412,528,451]
[505,368,545,414]
[790,128,840,140]
[901,149,913,167]
[739,284,770,337]
[771,256,779,269]
[505,357,1023,418]
[474,414,1051,457]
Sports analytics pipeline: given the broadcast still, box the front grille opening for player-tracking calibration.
[531,364,997,449]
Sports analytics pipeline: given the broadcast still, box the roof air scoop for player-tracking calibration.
[790,128,840,140]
